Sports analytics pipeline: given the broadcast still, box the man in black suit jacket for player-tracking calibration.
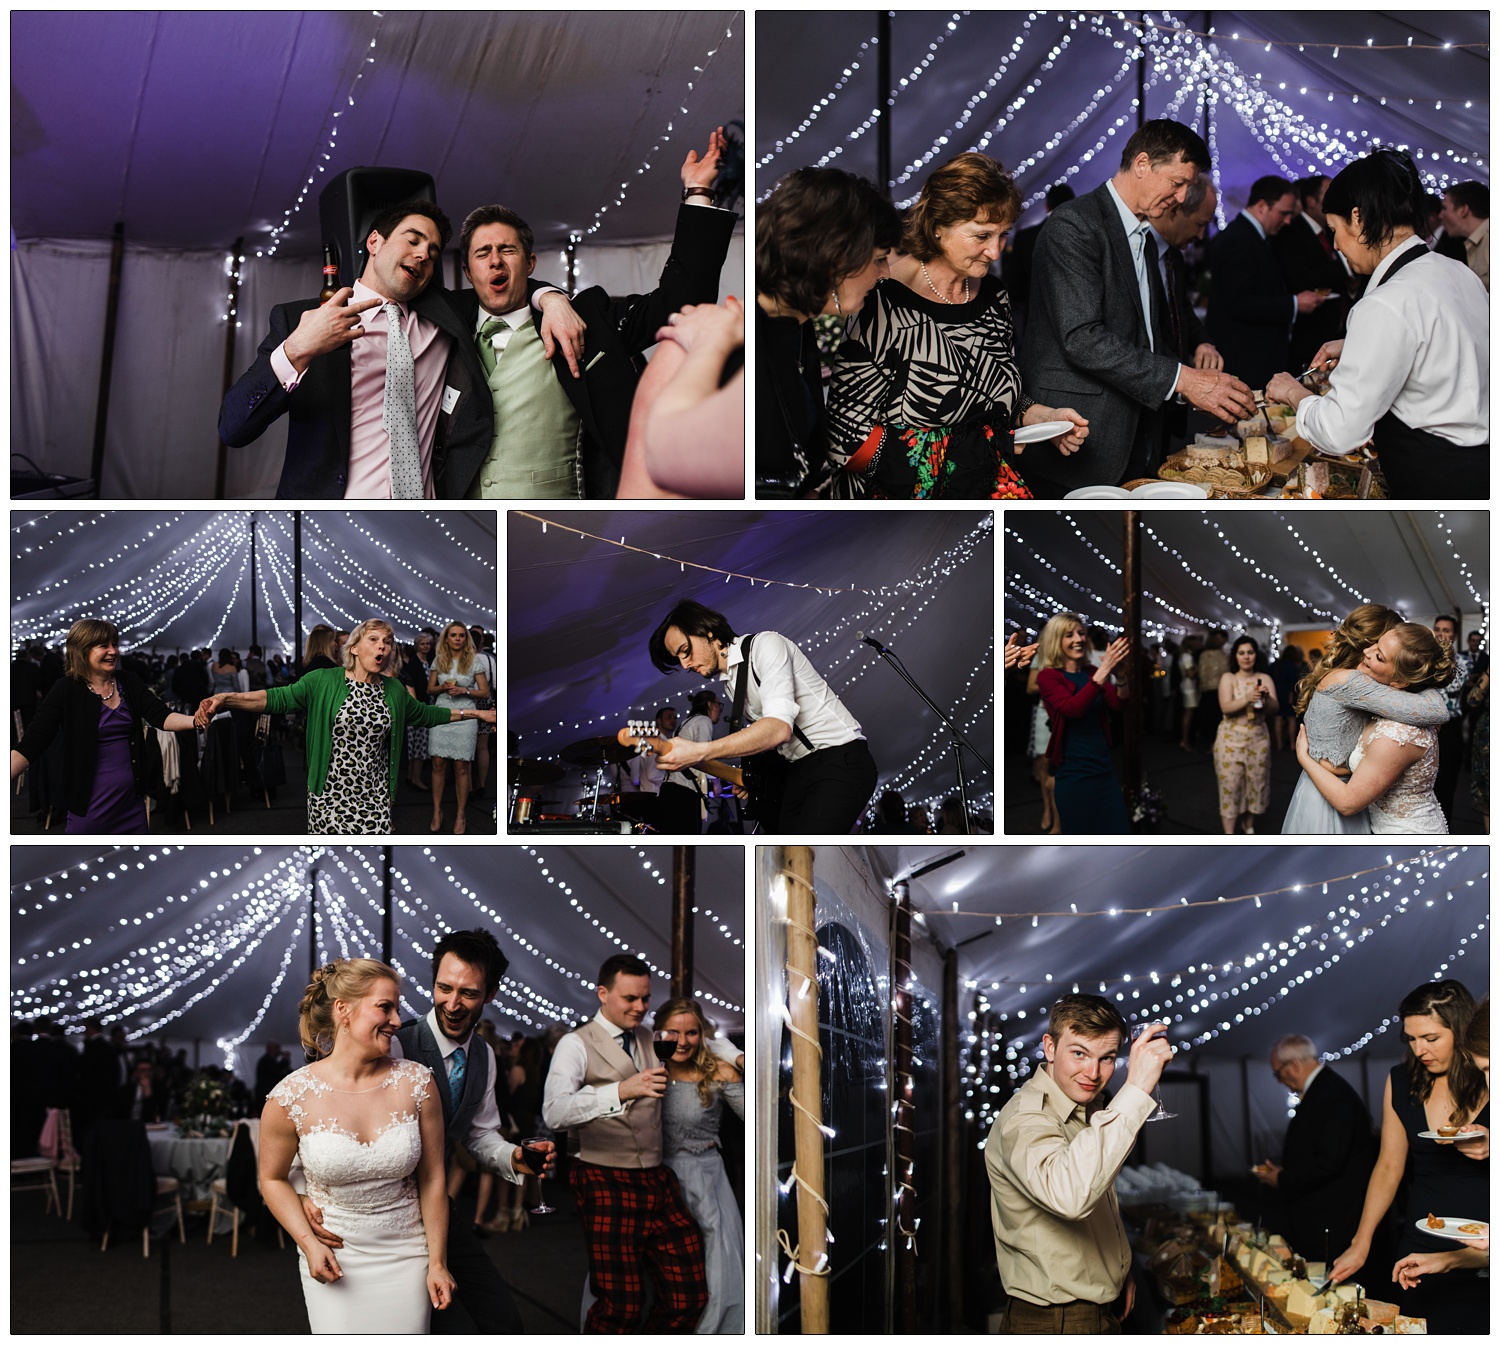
[71,1019,125,1145]
[1150,174,1223,453]
[1272,175,1350,370]
[220,200,580,499]
[1254,1035,1377,1260]
[1206,175,1328,391]
[1019,120,1256,495]
[442,129,737,500]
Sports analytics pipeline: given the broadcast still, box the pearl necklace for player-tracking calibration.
[920,261,970,304]
[88,678,118,702]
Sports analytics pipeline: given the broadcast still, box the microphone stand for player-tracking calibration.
[863,638,991,834]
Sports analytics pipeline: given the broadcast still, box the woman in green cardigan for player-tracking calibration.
[196,619,493,835]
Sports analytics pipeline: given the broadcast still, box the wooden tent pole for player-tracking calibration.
[1136,13,1146,128]
[1123,510,1144,814]
[942,948,961,1329]
[671,845,696,998]
[876,12,892,196]
[294,511,304,677]
[784,845,829,1333]
[249,511,258,650]
[215,237,244,499]
[381,847,393,965]
[892,881,917,1331]
[89,221,126,494]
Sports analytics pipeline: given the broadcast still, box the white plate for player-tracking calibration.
[1417,1129,1485,1142]
[1414,1215,1488,1242]
[1012,420,1073,444]
[1130,481,1211,500]
[1062,485,1133,499]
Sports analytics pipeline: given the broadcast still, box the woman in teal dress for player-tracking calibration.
[426,621,490,835]
[1034,612,1132,834]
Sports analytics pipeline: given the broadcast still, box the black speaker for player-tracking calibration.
[318,167,440,290]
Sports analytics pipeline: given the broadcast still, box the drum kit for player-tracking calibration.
[508,733,657,832]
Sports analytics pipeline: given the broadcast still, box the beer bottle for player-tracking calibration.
[318,246,339,303]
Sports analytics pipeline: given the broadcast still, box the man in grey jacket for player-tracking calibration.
[1019,119,1257,496]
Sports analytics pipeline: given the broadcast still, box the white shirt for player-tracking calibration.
[472,285,566,360]
[629,750,665,794]
[1295,237,1489,452]
[719,632,864,761]
[1107,180,1156,354]
[389,1008,519,1182]
[542,1010,741,1131]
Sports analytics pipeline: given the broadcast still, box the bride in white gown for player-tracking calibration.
[1295,623,1456,834]
[260,959,454,1333]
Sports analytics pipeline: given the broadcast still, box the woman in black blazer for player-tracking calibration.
[10,619,197,832]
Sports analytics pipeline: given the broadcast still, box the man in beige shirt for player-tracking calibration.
[986,994,1174,1332]
[1439,182,1489,292]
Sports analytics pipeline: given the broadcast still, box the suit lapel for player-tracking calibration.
[412,1017,455,1122]
[1093,185,1147,330]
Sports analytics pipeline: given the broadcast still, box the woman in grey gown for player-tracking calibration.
[1282,604,1450,833]
[655,998,745,1334]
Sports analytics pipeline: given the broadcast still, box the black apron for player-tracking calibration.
[1369,242,1488,499]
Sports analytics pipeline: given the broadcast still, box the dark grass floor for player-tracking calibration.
[10,1180,586,1334]
[1004,726,1484,836]
[11,743,500,838]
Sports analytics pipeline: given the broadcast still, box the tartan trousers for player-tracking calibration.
[570,1160,709,1333]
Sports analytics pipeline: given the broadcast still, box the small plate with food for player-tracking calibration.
[1417,1127,1485,1142]
[1415,1214,1488,1242]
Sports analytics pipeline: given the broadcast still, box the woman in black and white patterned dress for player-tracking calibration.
[827,153,1090,499]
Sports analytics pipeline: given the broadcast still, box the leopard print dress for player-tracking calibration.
[307,679,393,835]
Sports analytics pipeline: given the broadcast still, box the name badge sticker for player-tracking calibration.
[441,385,460,415]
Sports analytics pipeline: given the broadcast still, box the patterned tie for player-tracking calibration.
[382,302,424,500]
[448,1044,466,1100]
[477,317,508,377]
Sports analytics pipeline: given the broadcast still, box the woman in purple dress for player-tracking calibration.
[10,619,199,832]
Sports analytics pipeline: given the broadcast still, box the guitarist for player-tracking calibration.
[647,599,878,833]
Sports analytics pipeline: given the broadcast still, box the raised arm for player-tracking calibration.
[1331,1076,1408,1283]
[1320,671,1450,727]
[1295,724,1422,816]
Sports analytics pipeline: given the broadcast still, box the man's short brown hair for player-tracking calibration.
[1047,993,1127,1046]
[459,205,536,268]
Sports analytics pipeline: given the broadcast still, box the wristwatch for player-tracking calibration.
[682,185,716,205]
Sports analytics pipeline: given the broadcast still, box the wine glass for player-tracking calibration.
[522,1137,554,1215]
[652,1029,680,1066]
[1131,1021,1177,1122]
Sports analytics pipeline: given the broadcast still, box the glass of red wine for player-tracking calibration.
[653,1029,680,1066]
[522,1137,553,1215]
[1131,1021,1177,1122]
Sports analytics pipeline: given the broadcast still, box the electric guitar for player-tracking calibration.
[616,722,785,828]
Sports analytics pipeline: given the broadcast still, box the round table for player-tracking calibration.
[147,1129,234,1232]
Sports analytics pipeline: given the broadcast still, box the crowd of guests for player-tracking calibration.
[1010,613,1486,834]
[11,618,497,835]
[219,127,742,503]
[757,119,1488,499]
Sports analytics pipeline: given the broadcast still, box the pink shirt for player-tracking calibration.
[271,278,451,499]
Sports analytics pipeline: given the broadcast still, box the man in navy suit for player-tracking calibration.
[1253,1034,1377,1263]
[1272,174,1350,370]
[299,929,552,1334]
[219,199,581,499]
[1019,119,1256,495]
[1207,176,1329,391]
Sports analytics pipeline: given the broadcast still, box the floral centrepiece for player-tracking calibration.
[178,1072,233,1138]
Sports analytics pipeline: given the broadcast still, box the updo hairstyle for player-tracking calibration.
[298,958,400,1059]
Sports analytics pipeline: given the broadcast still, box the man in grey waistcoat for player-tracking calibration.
[302,928,552,1334]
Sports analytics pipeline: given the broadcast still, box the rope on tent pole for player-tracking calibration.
[783,846,829,1333]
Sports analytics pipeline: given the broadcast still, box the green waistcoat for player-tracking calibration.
[467,319,583,499]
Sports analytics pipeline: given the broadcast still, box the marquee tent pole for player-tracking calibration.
[876,11,892,196]
[249,511,258,650]
[671,845,696,998]
[1123,510,1144,811]
[294,512,304,676]
[785,845,829,1332]
[1136,13,1146,128]
[216,236,244,499]
[89,221,125,493]
[308,860,319,978]
[942,948,961,1328]
[382,847,393,965]
[892,880,917,1331]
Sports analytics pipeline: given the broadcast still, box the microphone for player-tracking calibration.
[856,631,889,653]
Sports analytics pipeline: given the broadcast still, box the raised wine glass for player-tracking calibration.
[1131,1021,1177,1122]
[652,1029,680,1066]
[522,1136,554,1215]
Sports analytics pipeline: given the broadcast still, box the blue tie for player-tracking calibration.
[449,1045,466,1100]
[617,1031,633,1065]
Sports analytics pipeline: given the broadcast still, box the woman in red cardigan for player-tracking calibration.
[1035,612,1132,834]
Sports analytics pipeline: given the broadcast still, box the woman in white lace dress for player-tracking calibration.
[260,959,454,1333]
[1295,624,1457,833]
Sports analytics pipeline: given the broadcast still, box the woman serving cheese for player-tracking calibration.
[1265,150,1488,500]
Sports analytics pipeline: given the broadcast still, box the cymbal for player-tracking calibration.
[508,757,564,785]
[559,735,633,766]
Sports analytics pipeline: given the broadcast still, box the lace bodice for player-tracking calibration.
[270,1059,431,1233]
[1303,672,1448,764]
[1349,719,1447,833]
[662,1079,745,1156]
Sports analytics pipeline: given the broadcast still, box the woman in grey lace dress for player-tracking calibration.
[655,998,745,1334]
[1283,605,1452,833]
[1296,623,1457,833]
